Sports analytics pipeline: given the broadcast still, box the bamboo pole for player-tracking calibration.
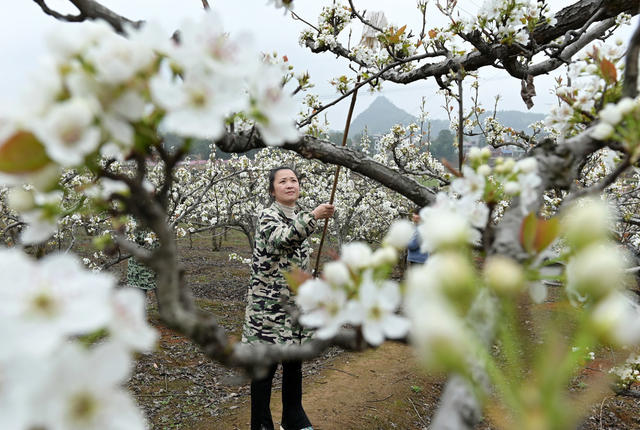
[313,76,361,277]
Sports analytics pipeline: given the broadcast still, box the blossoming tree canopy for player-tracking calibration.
[1,0,640,429]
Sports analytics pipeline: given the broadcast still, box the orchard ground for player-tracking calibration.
[105,230,640,429]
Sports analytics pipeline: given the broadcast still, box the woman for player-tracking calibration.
[242,166,334,430]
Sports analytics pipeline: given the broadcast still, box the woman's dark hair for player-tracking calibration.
[268,166,301,197]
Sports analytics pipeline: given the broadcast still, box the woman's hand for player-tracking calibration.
[312,203,335,220]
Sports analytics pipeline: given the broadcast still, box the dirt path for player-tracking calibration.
[206,343,445,430]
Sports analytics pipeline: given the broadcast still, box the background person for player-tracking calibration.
[407,209,428,266]
[242,166,334,430]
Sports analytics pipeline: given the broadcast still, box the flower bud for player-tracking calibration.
[599,103,623,125]
[562,197,613,250]
[504,181,520,195]
[616,97,636,116]
[590,292,640,346]
[477,164,491,176]
[484,256,524,295]
[566,244,627,304]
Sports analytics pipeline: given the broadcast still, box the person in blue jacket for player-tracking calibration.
[406,210,428,265]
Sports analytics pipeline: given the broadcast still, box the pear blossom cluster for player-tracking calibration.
[609,354,640,391]
[301,3,353,51]
[295,228,413,346]
[590,97,640,152]
[0,13,300,245]
[461,0,556,46]
[545,40,627,138]
[0,248,157,429]
[563,197,640,346]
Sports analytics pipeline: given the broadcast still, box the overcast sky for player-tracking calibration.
[0,1,636,129]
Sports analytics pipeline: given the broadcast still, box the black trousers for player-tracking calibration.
[250,361,311,430]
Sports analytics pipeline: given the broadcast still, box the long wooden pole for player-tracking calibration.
[313,76,361,277]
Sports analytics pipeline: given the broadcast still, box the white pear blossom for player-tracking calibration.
[451,165,485,200]
[407,296,470,366]
[418,206,477,252]
[616,97,637,116]
[340,241,373,270]
[370,246,398,266]
[85,32,155,85]
[514,157,537,174]
[591,122,615,140]
[248,63,300,145]
[19,209,60,244]
[599,102,623,125]
[296,278,349,339]
[151,71,236,140]
[323,261,352,287]
[382,219,415,249]
[517,171,542,214]
[35,342,146,430]
[0,250,114,353]
[457,196,489,229]
[34,97,101,167]
[47,20,113,62]
[347,270,409,346]
[108,289,158,352]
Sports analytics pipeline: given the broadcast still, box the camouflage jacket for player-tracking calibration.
[241,203,317,345]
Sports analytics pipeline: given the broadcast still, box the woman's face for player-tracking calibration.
[271,169,300,205]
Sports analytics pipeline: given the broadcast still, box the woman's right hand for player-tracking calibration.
[312,203,335,220]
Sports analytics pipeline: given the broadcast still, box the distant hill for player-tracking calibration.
[348,96,421,137]
[344,96,546,139]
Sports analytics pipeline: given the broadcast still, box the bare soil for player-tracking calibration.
[108,231,640,429]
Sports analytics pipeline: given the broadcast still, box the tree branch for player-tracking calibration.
[623,14,640,98]
[33,0,142,33]
[214,131,436,207]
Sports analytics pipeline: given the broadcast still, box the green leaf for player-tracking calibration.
[533,217,559,253]
[520,212,537,254]
[600,59,617,84]
[520,213,560,254]
[0,131,52,174]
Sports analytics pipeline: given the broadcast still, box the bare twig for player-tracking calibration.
[291,10,319,32]
[348,0,385,33]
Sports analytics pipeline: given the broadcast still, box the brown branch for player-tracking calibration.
[213,131,435,207]
[33,0,142,34]
[302,0,638,86]
[623,15,640,98]
[32,0,85,22]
